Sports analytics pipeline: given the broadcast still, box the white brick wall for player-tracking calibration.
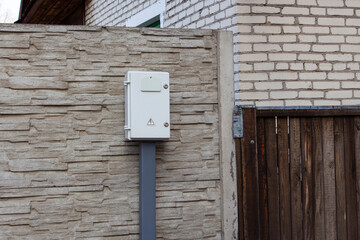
[85,0,360,106]
[233,0,360,106]
[85,0,158,26]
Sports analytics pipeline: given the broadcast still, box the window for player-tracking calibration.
[125,0,165,28]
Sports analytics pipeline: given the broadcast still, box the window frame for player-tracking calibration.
[125,0,165,28]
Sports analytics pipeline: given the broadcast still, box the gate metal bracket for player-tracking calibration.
[233,105,243,138]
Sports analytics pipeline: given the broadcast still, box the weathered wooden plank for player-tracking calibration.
[240,107,259,240]
[355,117,360,240]
[344,117,358,240]
[334,117,347,239]
[322,117,336,240]
[301,117,315,240]
[265,117,280,240]
[236,138,244,240]
[257,107,360,117]
[257,118,268,240]
[289,117,303,240]
[312,117,325,240]
[277,117,291,240]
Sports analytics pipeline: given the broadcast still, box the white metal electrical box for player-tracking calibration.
[124,71,170,141]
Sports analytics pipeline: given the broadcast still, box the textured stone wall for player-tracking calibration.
[235,0,360,106]
[0,24,221,239]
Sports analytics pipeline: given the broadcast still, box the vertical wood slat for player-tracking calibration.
[355,117,360,240]
[289,117,303,240]
[236,138,244,240]
[265,117,280,240]
[240,107,259,240]
[334,117,347,240]
[322,117,337,240]
[257,118,269,240]
[301,118,315,240]
[344,117,358,240]
[313,118,325,240]
[277,117,291,240]
[237,110,360,240]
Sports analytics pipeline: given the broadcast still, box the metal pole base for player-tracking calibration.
[139,142,156,240]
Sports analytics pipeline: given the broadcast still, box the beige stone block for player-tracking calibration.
[238,82,254,90]
[346,0,360,7]
[270,71,298,80]
[254,82,283,90]
[253,26,282,34]
[328,8,354,16]
[238,15,266,24]
[342,99,360,105]
[268,0,295,4]
[254,62,275,71]
[346,36,360,43]
[241,91,269,100]
[313,44,339,52]
[252,6,281,14]
[237,34,267,43]
[314,100,341,106]
[319,35,345,43]
[303,26,329,33]
[285,100,312,106]
[331,27,357,35]
[290,63,304,70]
[267,16,296,25]
[299,91,324,98]
[342,81,360,88]
[256,100,284,106]
[310,7,326,15]
[319,63,333,71]
[318,0,344,7]
[283,26,301,33]
[299,35,317,42]
[239,73,268,81]
[304,63,317,71]
[326,54,353,61]
[313,81,340,89]
[270,91,298,99]
[298,54,325,61]
[269,35,297,42]
[318,17,345,26]
[254,44,282,52]
[341,44,360,52]
[283,44,311,51]
[276,63,289,70]
[238,53,267,62]
[328,72,355,80]
[347,18,360,27]
[269,53,297,61]
[282,7,309,15]
[299,17,316,25]
[286,81,312,89]
[299,72,327,80]
[326,90,352,98]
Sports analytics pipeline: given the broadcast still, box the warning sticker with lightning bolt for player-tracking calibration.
[147,118,155,126]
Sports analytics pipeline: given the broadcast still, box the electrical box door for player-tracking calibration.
[124,71,170,141]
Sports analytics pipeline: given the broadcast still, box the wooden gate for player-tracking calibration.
[236,106,360,240]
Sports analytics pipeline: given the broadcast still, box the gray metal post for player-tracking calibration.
[139,142,156,240]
